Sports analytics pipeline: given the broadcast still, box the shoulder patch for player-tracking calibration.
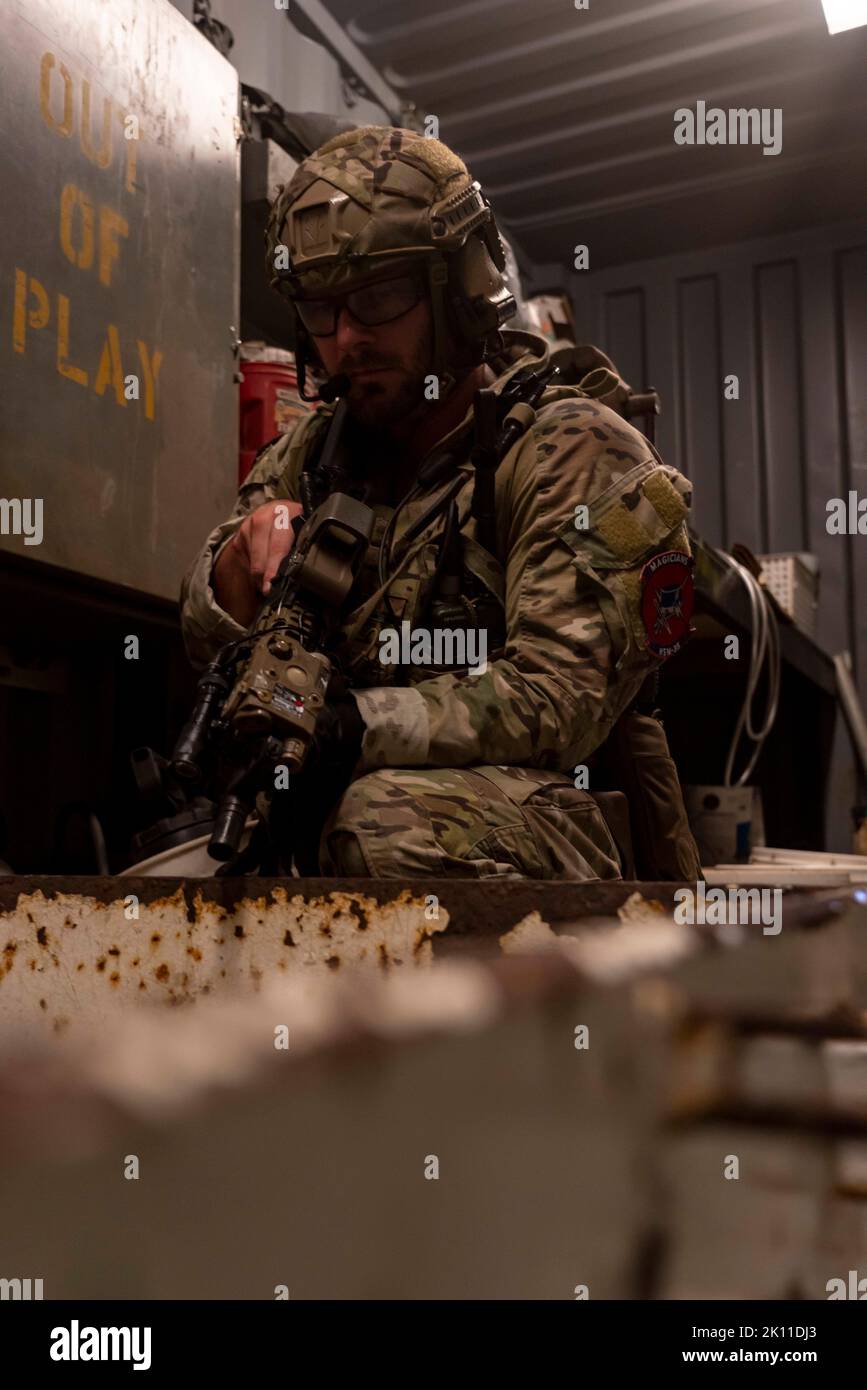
[640,550,694,657]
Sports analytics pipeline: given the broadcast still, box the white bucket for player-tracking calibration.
[122,821,256,877]
[683,785,756,865]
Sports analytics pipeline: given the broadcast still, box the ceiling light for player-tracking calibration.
[821,0,867,33]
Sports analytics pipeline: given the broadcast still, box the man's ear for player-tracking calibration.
[442,317,481,375]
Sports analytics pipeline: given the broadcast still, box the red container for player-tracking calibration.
[238,359,311,484]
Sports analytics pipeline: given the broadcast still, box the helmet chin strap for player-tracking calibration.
[296,354,319,402]
[294,325,323,402]
[427,256,459,402]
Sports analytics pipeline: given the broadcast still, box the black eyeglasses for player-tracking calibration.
[294,273,425,337]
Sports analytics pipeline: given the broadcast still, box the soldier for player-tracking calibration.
[181,125,699,880]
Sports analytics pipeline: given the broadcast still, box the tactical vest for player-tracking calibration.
[273,374,518,689]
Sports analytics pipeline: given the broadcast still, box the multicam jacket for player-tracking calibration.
[180,330,693,777]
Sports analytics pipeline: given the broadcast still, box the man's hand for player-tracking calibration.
[307,692,365,778]
[213,500,304,627]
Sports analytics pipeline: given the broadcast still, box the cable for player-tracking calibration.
[718,552,781,788]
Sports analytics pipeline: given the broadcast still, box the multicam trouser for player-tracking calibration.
[317,765,623,880]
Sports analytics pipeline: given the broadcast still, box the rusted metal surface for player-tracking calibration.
[0,876,685,1044]
[0,882,448,1043]
[0,873,851,933]
[0,874,689,924]
[0,876,860,1045]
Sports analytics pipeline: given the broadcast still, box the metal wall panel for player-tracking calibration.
[0,0,240,599]
[719,261,762,554]
[209,0,393,127]
[677,275,724,543]
[602,288,646,410]
[221,0,344,116]
[839,246,867,699]
[755,260,807,554]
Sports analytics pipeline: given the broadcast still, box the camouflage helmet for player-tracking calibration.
[265,125,516,397]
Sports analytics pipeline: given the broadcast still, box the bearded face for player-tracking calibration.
[300,270,436,430]
[328,298,433,429]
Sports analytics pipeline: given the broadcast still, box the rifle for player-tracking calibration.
[131,379,373,873]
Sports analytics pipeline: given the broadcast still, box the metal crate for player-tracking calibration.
[759,553,819,638]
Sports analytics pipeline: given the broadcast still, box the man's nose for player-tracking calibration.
[334,305,374,354]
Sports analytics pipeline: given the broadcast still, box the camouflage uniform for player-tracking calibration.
[182,340,694,878]
[180,128,695,880]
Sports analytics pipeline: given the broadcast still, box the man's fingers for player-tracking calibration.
[248,501,303,592]
[262,539,288,594]
[248,508,277,588]
[262,502,303,590]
